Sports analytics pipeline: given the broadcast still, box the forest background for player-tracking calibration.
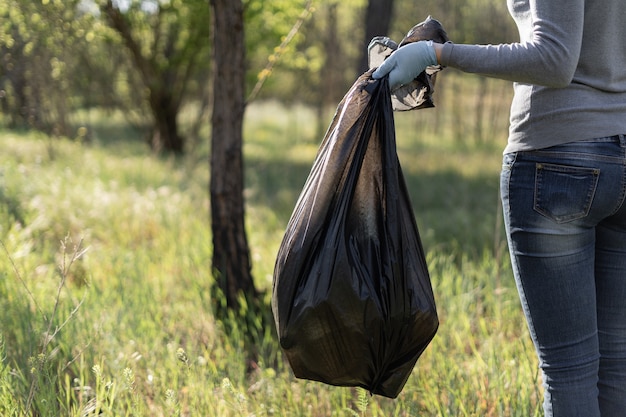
[0,0,543,416]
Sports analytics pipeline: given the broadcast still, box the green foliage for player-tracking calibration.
[244,0,518,105]
[0,127,211,415]
[244,0,315,99]
[0,335,22,416]
[0,0,97,133]
[0,0,212,150]
[0,0,519,150]
[96,0,213,151]
[95,0,212,99]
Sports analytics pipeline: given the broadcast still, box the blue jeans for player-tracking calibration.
[500,135,626,417]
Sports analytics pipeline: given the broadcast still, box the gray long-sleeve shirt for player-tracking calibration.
[439,0,626,153]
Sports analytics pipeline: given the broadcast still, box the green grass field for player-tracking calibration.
[0,80,542,416]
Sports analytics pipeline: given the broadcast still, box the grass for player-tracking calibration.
[0,75,541,416]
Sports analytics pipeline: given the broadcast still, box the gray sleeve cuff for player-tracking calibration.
[439,41,455,67]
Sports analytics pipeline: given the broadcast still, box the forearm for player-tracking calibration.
[433,0,584,87]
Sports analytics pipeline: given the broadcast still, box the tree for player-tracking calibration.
[99,0,211,153]
[210,0,257,312]
[0,0,94,135]
[356,0,395,74]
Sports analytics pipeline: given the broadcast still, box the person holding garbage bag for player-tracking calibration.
[373,1,626,416]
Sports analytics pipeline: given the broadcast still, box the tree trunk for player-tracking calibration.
[149,90,184,153]
[210,0,257,313]
[356,0,395,74]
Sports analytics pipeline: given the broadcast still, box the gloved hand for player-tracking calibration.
[372,40,437,90]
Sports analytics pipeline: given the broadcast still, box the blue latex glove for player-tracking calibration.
[372,40,437,90]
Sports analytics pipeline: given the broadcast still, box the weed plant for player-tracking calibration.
[0,86,540,416]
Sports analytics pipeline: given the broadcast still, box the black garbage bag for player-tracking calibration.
[271,71,438,398]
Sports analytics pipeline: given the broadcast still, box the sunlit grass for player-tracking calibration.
[0,75,540,416]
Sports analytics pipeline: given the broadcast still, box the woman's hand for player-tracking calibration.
[372,40,438,89]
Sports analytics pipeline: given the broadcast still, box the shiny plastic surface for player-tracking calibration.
[272,74,438,398]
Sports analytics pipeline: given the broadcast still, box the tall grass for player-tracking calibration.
[0,74,541,416]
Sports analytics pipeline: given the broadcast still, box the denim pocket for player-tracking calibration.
[534,163,600,223]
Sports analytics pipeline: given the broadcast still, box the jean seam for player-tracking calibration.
[520,150,623,164]
[608,138,626,217]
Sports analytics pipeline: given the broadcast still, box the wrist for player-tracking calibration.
[432,43,443,64]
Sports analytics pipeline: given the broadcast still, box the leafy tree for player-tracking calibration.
[0,0,95,135]
[98,0,211,153]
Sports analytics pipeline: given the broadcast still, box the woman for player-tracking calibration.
[373,1,626,416]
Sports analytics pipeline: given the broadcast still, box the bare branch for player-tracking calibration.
[247,0,314,103]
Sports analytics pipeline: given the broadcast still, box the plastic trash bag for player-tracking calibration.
[272,71,438,398]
